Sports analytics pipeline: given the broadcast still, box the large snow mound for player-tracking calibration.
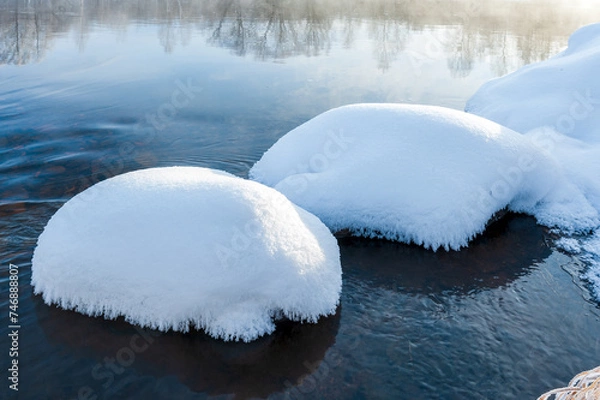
[250,103,565,251]
[466,23,600,144]
[466,23,600,299]
[466,23,600,221]
[32,167,342,342]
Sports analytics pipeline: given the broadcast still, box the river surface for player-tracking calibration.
[1,1,600,399]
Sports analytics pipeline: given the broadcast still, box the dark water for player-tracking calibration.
[2,1,600,399]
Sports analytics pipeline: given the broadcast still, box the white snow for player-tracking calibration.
[31,167,342,342]
[250,103,564,251]
[466,23,600,299]
[466,23,600,227]
[465,23,600,143]
[31,23,600,336]
[555,238,582,255]
[582,232,600,301]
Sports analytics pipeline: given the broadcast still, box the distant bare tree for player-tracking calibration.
[0,0,597,73]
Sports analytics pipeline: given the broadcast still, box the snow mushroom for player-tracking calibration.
[31,167,342,342]
[250,103,564,250]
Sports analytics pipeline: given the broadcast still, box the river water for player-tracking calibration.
[1,1,600,399]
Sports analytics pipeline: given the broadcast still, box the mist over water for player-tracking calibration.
[2,0,600,69]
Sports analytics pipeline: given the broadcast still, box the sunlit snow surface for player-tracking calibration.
[250,103,586,250]
[581,233,600,298]
[467,23,600,300]
[31,22,600,339]
[31,167,342,342]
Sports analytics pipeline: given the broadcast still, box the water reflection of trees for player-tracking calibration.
[205,0,332,59]
[0,0,51,65]
[1,0,599,75]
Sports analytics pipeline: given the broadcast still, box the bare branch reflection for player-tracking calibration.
[0,0,599,75]
[0,0,51,65]
[445,27,475,78]
[205,0,332,59]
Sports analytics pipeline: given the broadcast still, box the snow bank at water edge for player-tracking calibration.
[467,23,600,300]
[250,103,570,250]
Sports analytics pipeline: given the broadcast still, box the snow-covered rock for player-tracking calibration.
[555,237,582,255]
[32,167,342,342]
[582,232,600,301]
[250,103,562,251]
[466,23,600,144]
[466,23,600,299]
[466,23,600,226]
